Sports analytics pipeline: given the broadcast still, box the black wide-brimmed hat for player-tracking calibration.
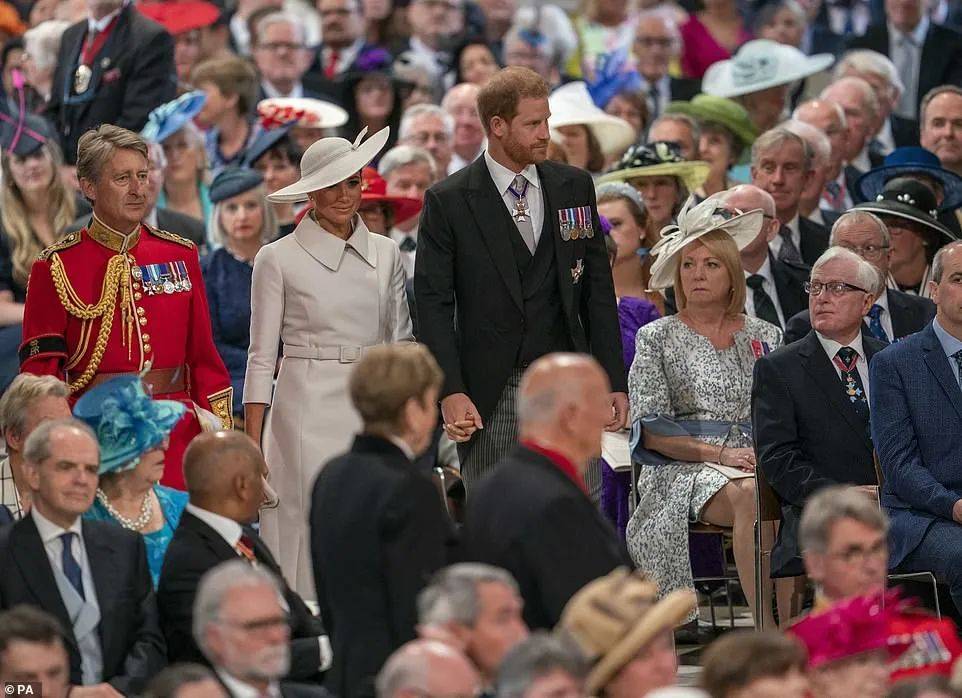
[853,177,957,241]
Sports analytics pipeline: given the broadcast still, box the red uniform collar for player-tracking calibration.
[520,440,587,495]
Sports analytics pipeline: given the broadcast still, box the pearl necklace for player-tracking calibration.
[95,488,154,531]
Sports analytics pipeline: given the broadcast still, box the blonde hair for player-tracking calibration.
[0,374,69,438]
[673,229,747,316]
[208,184,279,249]
[1,141,76,288]
[76,125,148,185]
[348,343,443,434]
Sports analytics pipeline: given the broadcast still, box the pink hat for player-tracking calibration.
[789,592,895,669]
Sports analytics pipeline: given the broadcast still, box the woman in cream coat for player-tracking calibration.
[245,126,413,598]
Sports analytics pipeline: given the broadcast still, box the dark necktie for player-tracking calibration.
[834,347,869,420]
[60,532,85,600]
[778,227,802,264]
[824,179,844,210]
[399,236,416,253]
[746,274,781,328]
[952,350,962,386]
[648,83,660,120]
[866,304,889,343]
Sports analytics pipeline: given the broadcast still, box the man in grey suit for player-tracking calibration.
[0,418,166,696]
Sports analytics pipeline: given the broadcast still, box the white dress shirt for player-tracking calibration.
[827,0,872,35]
[32,507,89,579]
[483,150,544,246]
[185,503,243,548]
[640,75,671,120]
[865,290,895,343]
[387,435,415,461]
[850,147,872,174]
[87,1,125,33]
[322,38,364,78]
[743,256,786,327]
[217,670,281,698]
[389,227,416,280]
[806,207,826,227]
[769,215,801,260]
[448,144,485,175]
[261,81,305,100]
[186,504,333,672]
[0,456,23,519]
[816,330,871,402]
[889,16,929,119]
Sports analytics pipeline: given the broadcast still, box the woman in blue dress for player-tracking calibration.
[201,167,278,421]
[76,375,188,587]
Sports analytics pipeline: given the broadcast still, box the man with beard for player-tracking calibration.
[414,66,627,489]
[193,561,330,698]
[18,125,232,490]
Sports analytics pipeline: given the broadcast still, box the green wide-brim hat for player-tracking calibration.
[665,94,758,150]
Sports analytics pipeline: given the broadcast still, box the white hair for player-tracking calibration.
[830,210,891,248]
[505,4,579,68]
[399,104,454,141]
[253,11,307,47]
[793,99,848,131]
[23,20,71,73]
[417,564,520,627]
[812,245,884,295]
[834,49,904,101]
[781,119,831,169]
[192,560,284,661]
[821,77,880,123]
[377,144,438,180]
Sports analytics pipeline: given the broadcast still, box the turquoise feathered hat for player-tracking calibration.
[140,91,206,144]
[73,375,186,474]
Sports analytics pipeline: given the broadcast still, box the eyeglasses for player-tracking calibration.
[634,36,674,49]
[838,243,890,261]
[218,613,290,632]
[827,538,888,564]
[804,280,870,296]
[256,41,306,53]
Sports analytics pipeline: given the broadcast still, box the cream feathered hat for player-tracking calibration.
[647,193,765,290]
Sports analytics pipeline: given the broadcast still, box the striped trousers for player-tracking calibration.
[458,370,522,492]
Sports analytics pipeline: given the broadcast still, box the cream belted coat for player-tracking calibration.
[245,213,413,599]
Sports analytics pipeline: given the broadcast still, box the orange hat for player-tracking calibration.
[0,2,26,37]
[138,1,219,34]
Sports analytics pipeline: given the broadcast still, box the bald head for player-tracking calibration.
[724,184,775,217]
[441,82,479,108]
[517,353,613,468]
[793,99,847,179]
[376,640,480,698]
[183,431,265,521]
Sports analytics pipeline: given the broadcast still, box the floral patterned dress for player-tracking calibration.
[625,314,781,617]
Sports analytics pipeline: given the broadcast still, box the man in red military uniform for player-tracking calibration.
[19,124,231,489]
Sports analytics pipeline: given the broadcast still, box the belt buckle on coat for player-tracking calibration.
[339,346,362,363]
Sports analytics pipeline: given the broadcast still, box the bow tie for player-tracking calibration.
[399,236,417,253]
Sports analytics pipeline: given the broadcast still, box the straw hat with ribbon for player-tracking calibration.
[548,81,636,157]
[267,126,390,203]
[647,193,765,290]
[558,568,697,695]
[702,39,834,99]
[665,94,758,151]
[598,141,711,195]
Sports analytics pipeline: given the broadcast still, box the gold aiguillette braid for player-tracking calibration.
[48,252,130,392]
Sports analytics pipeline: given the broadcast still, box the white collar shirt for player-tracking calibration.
[743,255,786,327]
[816,330,871,402]
[484,150,544,246]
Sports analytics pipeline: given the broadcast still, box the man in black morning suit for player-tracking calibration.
[753,248,884,578]
[846,0,962,121]
[158,432,328,682]
[47,0,176,165]
[414,67,627,489]
[0,419,165,695]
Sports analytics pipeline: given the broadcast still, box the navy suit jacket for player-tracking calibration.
[870,321,962,568]
[0,505,11,525]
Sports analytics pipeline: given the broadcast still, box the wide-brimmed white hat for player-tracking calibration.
[702,39,834,99]
[648,193,764,290]
[267,126,390,203]
[549,81,636,156]
[257,97,349,130]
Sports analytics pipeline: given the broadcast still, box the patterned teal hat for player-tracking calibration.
[73,375,186,474]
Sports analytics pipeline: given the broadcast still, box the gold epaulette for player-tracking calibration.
[147,226,195,249]
[37,232,82,261]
